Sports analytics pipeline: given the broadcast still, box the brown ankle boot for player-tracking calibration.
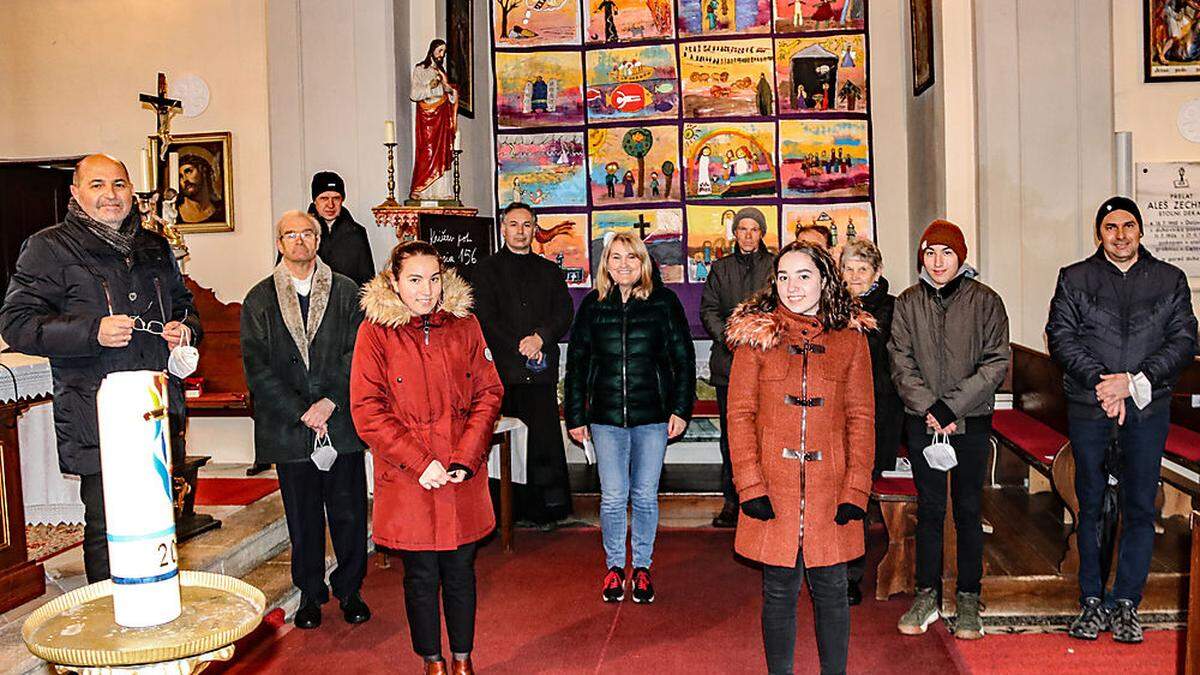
[423,660,448,675]
[450,656,474,675]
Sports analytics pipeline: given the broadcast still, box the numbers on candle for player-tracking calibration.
[157,539,178,568]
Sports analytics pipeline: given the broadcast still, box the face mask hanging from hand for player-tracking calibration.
[167,326,199,379]
[922,432,958,471]
[311,433,338,472]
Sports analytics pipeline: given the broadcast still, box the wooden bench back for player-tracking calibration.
[184,277,251,415]
[1172,357,1200,434]
[1010,343,1069,436]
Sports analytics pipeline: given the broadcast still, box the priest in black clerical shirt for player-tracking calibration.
[471,203,575,527]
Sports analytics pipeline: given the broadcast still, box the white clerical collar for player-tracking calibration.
[292,267,316,297]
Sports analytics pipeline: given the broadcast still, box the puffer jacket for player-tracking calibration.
[699,244,774,386]
[888,271,1010,431]
[350,269,504,551]
[564,281,695,429]
[1046,246,1198,420]
[0,209,202,475]
[725,304,875,568]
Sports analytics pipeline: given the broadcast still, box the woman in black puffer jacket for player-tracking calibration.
[565,232,695,605]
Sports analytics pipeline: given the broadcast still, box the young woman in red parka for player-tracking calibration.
[725,241,875,675]
[350,241,503,675]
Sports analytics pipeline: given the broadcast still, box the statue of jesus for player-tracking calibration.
[409,39,458,203]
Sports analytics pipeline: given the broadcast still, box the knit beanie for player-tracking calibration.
[311,171,345,201]
[918,219,967,266]
[732,206,767,234]
[1094,196,1143,238]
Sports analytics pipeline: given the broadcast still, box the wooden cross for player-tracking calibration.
[633,212,651,239]
[139,72,183,160]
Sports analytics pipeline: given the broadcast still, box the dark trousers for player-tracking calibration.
[762,552,849,675]
[276,451,368,603]
[906,416,990,594]
[501,383,572,523]
[400,543,478,657]
[715,385,737,504]
[1068,411,1169,606]
[80,473,110,583]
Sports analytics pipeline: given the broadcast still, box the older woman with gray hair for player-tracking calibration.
[839,237,903,605]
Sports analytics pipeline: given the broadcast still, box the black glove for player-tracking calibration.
[834,503,866,525]
[740,496,776,521]
[446,462,474,479]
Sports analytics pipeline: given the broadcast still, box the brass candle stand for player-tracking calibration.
[375,142,401,210]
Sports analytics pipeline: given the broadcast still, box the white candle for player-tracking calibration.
[168,152,179,192]
[140,148,153,191]
[454,128,461,151]
[384,120,396,144]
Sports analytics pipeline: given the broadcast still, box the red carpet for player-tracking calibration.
[215,527,1181,674]
[194,477,279,506]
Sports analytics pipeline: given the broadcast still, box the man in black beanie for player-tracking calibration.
[308,171,375,286]
[1047,195,1198,644]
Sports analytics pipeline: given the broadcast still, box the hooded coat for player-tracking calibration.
[725,303,875,568]
[350,269,504,551]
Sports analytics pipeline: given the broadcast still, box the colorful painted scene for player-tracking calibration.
[587,125,681,206]
[682,122,777,200]
[685,204,780,282]
[527,212,592,287]
[782,202,873,246]
[493,0,582,47]
[677,0,771,36]
[773,0,866,34]
[495,132,587,207]
[591,209,685,282]
[585,44,680,122]
[680,39,776,118]
[778,119,870,198]
[586,0,675,44]
[494,51,585,129]
[776,34,867,115]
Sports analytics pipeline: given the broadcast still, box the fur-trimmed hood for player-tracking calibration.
[724,302,877,352]
[359,267,474,328]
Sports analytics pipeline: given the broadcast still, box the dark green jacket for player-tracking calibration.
[564,283,696,429]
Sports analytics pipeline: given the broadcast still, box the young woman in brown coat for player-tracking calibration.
[726,241,875,675]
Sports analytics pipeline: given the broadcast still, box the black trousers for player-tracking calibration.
[80,473,110,583]
[762,552,849,675]
[276,451,368,603]
[715,385,737,504]
[905,416,990,594]
[400,543,478,657]
[501,383,572,523]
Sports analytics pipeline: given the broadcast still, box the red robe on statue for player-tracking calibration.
[411,84,458,198]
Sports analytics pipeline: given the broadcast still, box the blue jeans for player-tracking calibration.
[592,423,668,569]
[1068,411,1169,606]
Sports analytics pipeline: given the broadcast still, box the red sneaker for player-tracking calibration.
[631,567,655,604]
[602,567,625,603]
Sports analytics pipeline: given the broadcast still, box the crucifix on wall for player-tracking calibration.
[139,72,183,163]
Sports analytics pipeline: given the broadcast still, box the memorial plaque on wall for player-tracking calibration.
[1137,162,1200,277]
[418,213,495,277]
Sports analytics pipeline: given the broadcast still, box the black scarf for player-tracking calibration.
[67,198,140,257]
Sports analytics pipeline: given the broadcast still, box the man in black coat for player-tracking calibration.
[471,203,575,527]
[308,171,375,286]
[242,210,369,629]
[0,154,202,582]
[1047,196,1198,644]
[699,207,774,527]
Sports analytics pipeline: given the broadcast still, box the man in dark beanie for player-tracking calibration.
[308,171,375,286]
[700,206,775,527]
[1048,196,1197,644]
[889,218,1009,640]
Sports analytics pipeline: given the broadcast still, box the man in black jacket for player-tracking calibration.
[308,171,375,286]
[699,207,774,527]
[0,154,202,582]
[472,203,575,527]
[242,210,369,629]
[1047,196,1198,644]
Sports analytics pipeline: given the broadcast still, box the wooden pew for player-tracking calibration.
[1162,357,1200,515]
[183,278,252,417]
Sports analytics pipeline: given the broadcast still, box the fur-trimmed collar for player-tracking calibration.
[724,302,876,352]
[273,258,333,369]
[360,267,473,328]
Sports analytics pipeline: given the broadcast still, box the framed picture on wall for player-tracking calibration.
[150,131,234,233]
[1144,0,1200,82]
[447,0,475,118]
[910,0,934,96]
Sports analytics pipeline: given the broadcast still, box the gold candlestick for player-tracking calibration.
[375,142,401,209]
